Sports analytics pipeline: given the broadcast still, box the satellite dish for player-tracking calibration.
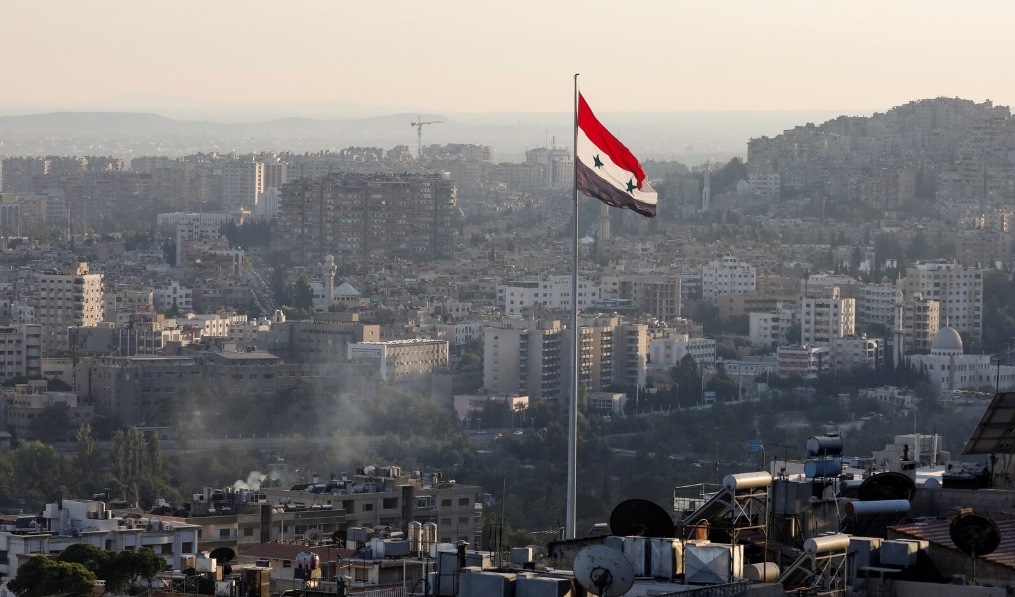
[950,513,1001,556]
[573,545,636,597]
[221,564,232,576]
[609,498,674,538]
[857,472,916,502]
[210,547,236,564]
[331,530,343,544]
[305,528,324,542]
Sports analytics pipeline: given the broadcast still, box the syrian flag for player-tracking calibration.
[576,93,657,217]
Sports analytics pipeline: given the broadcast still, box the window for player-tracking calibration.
[441,499,452,507]
[363,503,374,512]
[283,560,292,568]
[382,498,398,509]
[244,528,254,537]
[458,498,470,506]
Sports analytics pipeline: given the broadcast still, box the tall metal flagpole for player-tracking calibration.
[566,73,579,540]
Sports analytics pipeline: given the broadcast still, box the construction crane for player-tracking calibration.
[410,115,443,160]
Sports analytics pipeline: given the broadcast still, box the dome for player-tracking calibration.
[324,255,335,263]
[931,325,963,354]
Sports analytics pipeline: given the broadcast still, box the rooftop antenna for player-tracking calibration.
[573,545,635,597]
[410,115,443,160]
[950,512,1001,582]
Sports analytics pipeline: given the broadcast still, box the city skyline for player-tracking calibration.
[5,0,1013,118]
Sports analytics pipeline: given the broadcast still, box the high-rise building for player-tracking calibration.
[37,263,103,354]
[483,320,564,399]
[221,159,264,210]
[702,256,756,305]
[903,261,983,341]
[801,286,855,346]
[0,324,42,379]
[276,173,457,263]
[901,294,941,354]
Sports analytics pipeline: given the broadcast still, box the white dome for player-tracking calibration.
[931,325,963,355]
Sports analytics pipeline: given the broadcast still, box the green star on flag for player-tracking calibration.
[593,155,604,168]
[626,179,637,193]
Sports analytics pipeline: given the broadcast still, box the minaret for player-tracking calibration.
[893,287,906,367]
[701,161,711,212]
[322,255,337,305]
[596,202,611,263]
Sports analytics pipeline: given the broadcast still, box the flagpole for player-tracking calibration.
[566,73,579,540]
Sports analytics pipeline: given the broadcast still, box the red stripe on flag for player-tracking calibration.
[578,93,646,187]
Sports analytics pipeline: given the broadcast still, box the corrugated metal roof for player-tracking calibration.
[891,512,1015,569]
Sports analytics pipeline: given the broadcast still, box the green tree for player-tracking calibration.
[10,441,66,504]
[73,424,100,496]
[9,556,96,597]
[108,427,153,503]
[293,277,314,311]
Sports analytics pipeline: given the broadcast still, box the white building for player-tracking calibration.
[0,499,199,577]
[37,263,103,354]
[907,326,1015,394]
[0,323,41,379]
[801,287,855,346]
[648,334,717,372]
[153,281,194,314]
[435,322,484,347]
[222,159,264,210]
[777,345,829,378]
[903,260,983,341]
[496,275,599,316]
[749,309,797,348]
[859,282,902,331]
[702,256,756,305]
[347,339,449,380]
[829,335,883,372]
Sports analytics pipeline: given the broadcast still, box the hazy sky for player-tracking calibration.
[5,0,1013,115]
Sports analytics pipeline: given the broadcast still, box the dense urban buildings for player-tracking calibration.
[274,172,457,264]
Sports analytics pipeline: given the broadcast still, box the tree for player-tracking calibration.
[73,424,100,496]
[10,441,66,504]
[293,277,314,312]
[108,427,153,503]
[9,555,96,597]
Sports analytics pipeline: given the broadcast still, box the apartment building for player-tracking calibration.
[483,320,564,399]
[0,499,199,577]
[346,339,449,381]
[903,260,983,341]
[777,345,829,378]
[2,380,93,441]
[0,323,42,379]
[276,173,457,263]
[902,294,941,354]
[496,275,599,317]
[829,335,883,372]
[800,287,855,346]
[749,309,797,348]
[599,273,681,321]
[702,256,756,304]
[37,263,103,354]
[648,334,717,373]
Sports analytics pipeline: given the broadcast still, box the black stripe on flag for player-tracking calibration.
[576,159,656,218]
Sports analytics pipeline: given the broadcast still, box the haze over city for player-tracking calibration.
[4,2,1015,596]
[4,0,1011,117]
